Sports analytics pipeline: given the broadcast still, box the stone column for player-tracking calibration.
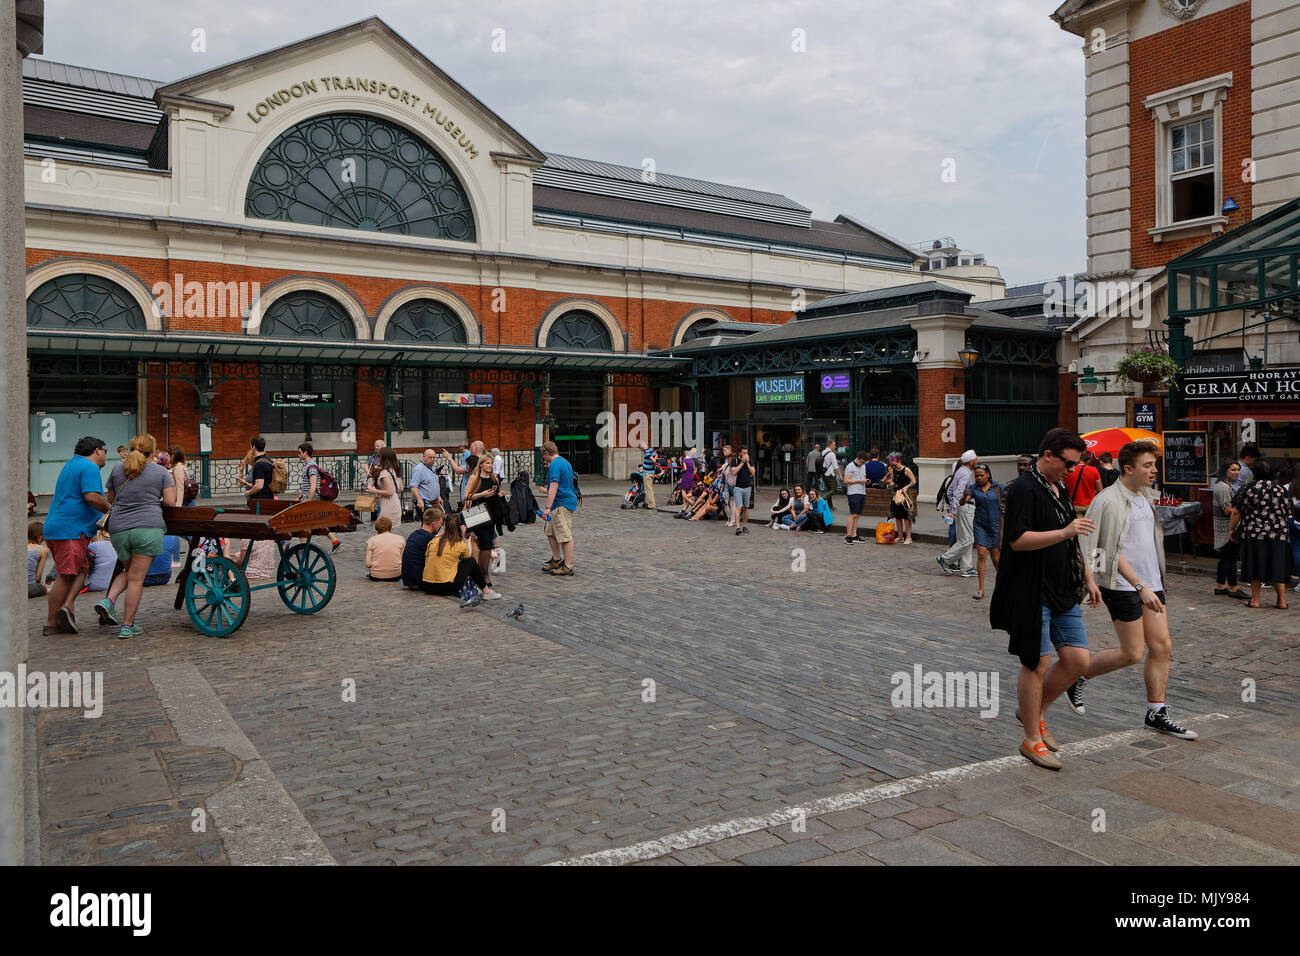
[1,0,43,868]
[907,310,974,502]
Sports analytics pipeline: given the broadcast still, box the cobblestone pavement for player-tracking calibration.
[27,501,1300,864]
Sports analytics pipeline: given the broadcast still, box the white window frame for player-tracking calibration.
[1144,73,1232,243]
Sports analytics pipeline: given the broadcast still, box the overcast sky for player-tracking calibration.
[43,0,1086,286]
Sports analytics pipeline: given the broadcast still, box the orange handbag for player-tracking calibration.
[875,521,897,544]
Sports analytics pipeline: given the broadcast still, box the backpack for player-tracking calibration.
[317,468,339,501]
[183,479,200,503]
[572,473,582,508]
[935,471,954,511]
[268,458,289,494]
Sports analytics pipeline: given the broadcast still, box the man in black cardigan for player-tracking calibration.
[991,428,1102,771]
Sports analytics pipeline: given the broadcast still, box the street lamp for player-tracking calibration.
[1078,365,1108,395]
[955,347,978,387]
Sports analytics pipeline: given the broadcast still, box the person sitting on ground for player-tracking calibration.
[686,484,723,521]
[787,486,832,532]
[401,507,445,590]
[365,516,406,582]
[28,490,37,518]
[421,513,489,604]
[84,530,118,593]
[142,534,181,587]
[780,484,809,529]
[768,488,793,528]
[28,522,55,597]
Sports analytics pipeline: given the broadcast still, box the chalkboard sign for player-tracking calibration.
[1161,431,1209,486]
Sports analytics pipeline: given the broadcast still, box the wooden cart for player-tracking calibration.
[164,499,356,638]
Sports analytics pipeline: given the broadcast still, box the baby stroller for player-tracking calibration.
[620,472,647,509]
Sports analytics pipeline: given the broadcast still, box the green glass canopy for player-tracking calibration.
[1168,196,1300,320]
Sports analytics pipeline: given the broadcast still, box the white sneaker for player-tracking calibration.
[481,588,503,601]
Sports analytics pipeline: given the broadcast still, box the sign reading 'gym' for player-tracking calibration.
[244,76,480,159]
[1181,366,1300,402]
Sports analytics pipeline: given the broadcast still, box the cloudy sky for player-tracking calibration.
[43,0,1086,286]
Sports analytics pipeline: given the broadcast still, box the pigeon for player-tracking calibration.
[460,595,481,610]
[507,604,524,620]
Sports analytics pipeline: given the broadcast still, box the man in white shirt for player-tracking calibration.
[937,450,978,577]
[821,440,843,512]
[491,448,506,483]
[1072,440,1196,739]
[843,450,869,545]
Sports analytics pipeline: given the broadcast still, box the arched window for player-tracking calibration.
[683,319,720,341]
[260,291,356,339]
[26,274,146,331]
[547,310,613,351]
[245,113,476,241]
[384,299,468,344]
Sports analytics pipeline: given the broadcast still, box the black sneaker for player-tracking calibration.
[1145,707,1197,739]
[853,535,863,542]
[736,528,743,536]
[844,536,855,544]
[1065,676,1087,715]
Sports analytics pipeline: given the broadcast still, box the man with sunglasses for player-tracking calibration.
[991,428,1102,771]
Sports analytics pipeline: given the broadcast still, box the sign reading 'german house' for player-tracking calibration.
[1181,366,1300,402]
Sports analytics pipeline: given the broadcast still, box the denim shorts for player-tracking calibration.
[1040,603,1089,657]
[731,486,752,508]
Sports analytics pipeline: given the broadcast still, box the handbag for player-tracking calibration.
[98,473,136,530]
[875,521,897,544]
[354,493,377,512]
[462,504,491,528]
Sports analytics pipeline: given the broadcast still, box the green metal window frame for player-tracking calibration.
[384,299,468,344]
[260,290,357,340]
[245,112,476,241]
[547,310,614,351]
[26,273,147,332]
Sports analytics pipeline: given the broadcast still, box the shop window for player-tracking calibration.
[245,112,476,241]
[396,371,468,435]
[1144,74,1231,238]
[27,274,146,331]
[384,300,468,344]
[547,310,613,351]
[260,291,356,339]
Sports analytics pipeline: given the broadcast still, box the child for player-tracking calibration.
[365,516,405,581]
[28,521,54,597]
[84,530,118,593]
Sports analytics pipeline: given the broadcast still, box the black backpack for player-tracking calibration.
[572,473,583,508]
[935,472,954,511]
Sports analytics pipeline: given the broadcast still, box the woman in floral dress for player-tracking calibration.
[1230,458,1291,609]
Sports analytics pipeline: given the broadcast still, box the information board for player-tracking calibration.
[269,391,335,408]
[1132,400,1157,431]
[754,375,804,404]
[819,373,850,393]
[1161,430,1208,486]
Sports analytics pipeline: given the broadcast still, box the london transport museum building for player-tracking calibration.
[22,12,1298,501]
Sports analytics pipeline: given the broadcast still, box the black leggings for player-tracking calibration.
[1216,540,1239,587]
[422,557,487,596]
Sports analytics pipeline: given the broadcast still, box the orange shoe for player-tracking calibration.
[1019,740,1062,770]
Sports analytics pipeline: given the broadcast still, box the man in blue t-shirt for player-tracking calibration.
[639,442,658,511]
[541,440,578,576]
[42,436,110,634]
[401,507,444,589]
[864,448,889,488]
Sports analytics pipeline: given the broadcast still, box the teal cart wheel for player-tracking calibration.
[183,554,251,637]
[276,542,337,615]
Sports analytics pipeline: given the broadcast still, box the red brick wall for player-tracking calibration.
[917,367,963,458]
[1057,373,1079,433]
[27,246,792,454]
[1128,4,1253,270]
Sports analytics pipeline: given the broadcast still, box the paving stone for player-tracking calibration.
[924,817,1100,866]
[865,835,989,866]
[736,839,833,866]
[895,806,960,830]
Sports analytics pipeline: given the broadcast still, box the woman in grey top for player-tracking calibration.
[95,433,176,638]
[1211,461,1247,600]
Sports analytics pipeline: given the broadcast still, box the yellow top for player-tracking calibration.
[422,535,468,584]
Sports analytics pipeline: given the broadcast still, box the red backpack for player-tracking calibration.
[317,468,339,501]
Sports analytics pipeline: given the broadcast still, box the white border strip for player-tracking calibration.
[552,711,1242,866]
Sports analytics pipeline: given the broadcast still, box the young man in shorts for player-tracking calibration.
[843,450,869,544]
[540,440,578,576]
[1071,441,1196,739]
[990,428,1102,770]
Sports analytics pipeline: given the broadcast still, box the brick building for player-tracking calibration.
[1053,0,1300,467]
[23,17,1012,494]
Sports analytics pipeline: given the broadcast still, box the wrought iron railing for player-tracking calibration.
[965,404,1060,456]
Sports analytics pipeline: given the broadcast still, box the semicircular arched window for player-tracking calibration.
[683,319,720,341]
[245,113,476,241]
[384,299,468,344]
[26,274,146,331]
[260,290,356,339]
[547,310,614,351]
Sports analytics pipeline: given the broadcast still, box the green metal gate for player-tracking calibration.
[855,405,919,459]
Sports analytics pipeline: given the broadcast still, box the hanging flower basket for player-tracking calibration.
[1115,347,1179,390]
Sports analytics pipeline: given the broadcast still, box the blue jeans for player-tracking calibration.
[1039,604,1089,658]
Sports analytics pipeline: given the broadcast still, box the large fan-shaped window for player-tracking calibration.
[547,310,613,351]
[27,274,146,331]
[260,291,356,339]
[245,113,476,241]
[384,299,468,344]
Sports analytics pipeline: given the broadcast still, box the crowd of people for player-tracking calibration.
[660,442,918,543]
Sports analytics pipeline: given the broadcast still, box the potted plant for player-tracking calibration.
[387,411,406,432]
[1115,346,1179,389]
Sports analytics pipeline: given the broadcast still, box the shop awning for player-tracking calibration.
[1167,196,1300,320]
[26,328,689,374]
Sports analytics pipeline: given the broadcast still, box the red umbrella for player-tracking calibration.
[1080,427,1163,457]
